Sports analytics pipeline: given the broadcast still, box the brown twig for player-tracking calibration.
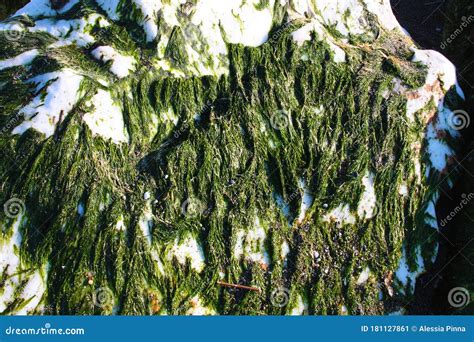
[217,281,261,292]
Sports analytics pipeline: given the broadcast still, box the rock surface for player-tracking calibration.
[0,0,466,315]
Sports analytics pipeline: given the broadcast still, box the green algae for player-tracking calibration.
[0,1,462,316]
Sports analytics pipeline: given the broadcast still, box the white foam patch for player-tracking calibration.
[83,89,129,144]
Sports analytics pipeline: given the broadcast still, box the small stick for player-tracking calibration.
[217,281,261,292]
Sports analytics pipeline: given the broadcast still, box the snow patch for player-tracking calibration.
[12,69,83,138]
[92,46,136,78]
[395,246,425,293]
[83,89,129,144]
[170,235,206,273]
[357,172,377,219]
[323,204,356,225]
[356,267,370,285]
[186,296,215,315]
[233,217,270,267]
[289,295,308,315]
[297,179,314,223]
[0,50,39,71]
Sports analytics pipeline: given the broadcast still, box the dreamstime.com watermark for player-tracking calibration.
[440,15,474,50]
[448,287,471,309]
[4,323,85,336]
[439,193,474,227]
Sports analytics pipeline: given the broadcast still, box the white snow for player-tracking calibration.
[97,0,121,20]
[16,270,46,315]
[291,21,346,63]
[138,199,154,244]
[82,89,129,144]
[356,267,370,285]
[233,217,270,267]
[398,183,408,197]
[0,50,39,71]
[115,215,126,231]
[425,123,453,172]
[297,179,314,223]
[170,235,206,273]
[280,240,290,261]
[425,192,439,229]
[357,172,377,219]
[365,0,405,31]
[395,246,425,293]
[14,0,55,17]
[412,49,464,96]
[15,0,80,17]
[91,46,137,78]
[192,0,273,47]
[186,296,215,315]
[233,229,245,260]
[341,305,348,315]
[131,0,163,42]
[323,204,356,225]
[30,14,109,47]
[12,69,83,138]
[1,214,48,314]
[290,295,308,315]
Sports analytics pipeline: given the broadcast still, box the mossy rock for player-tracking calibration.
[0,0,468,315]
